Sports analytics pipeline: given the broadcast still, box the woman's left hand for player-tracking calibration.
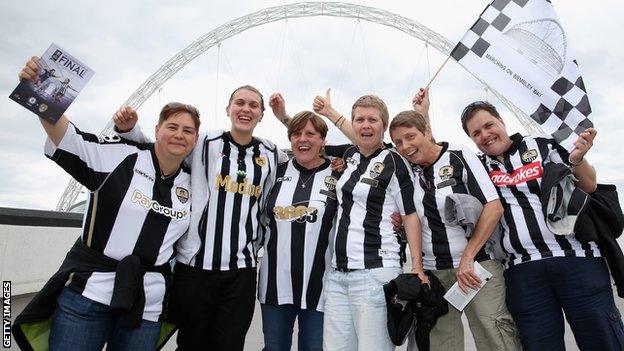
[412,269,430,285]
[569,127,597,165]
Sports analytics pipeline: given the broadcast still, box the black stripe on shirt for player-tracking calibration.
[335,150,366,269]
[290,171,314,307]
[132,150,177,266]
[88,154,137,252]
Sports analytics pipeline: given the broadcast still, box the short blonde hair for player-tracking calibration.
[351,95,389,130]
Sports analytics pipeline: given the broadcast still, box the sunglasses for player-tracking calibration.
[414,167,433,191]
[460,100,492,125]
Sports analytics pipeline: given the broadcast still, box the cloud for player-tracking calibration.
[1,0,622,210]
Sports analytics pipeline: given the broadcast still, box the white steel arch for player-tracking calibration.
[56,1,542,211]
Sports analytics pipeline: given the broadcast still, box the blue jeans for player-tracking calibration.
[505,257,624,351]
[261,303,323,351]
[49,287,161,351]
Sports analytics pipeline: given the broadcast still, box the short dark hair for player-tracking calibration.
[287,111,328,140]
[390,110,427,134]
[389,110,435,143]
[228,85,265,112]
[460,101,501,135]
[159,102,201,131]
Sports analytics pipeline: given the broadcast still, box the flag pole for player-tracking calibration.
[424,54,452,89]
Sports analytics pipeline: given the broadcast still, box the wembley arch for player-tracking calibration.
[57,1,542,211]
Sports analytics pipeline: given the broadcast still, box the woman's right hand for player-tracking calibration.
[113,106,138,133]
[18,56,40,81]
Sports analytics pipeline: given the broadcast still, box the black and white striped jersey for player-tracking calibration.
[120,128,288,271]
[45,124,192,322]
[413,142,499,270]
[480,133,600,267]
[333,146,417,270]
[258,158,339,312]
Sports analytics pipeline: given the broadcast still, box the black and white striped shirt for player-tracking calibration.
[46,124,192,321]
[414,142,499,270]
[120,128,288,271]
[258,158,339,312]
[333,146,417,270]
[480,133,600,267]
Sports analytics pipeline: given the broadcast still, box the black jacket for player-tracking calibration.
[383,272,448,349]
[12,239,174,351]
[541,163,624,297]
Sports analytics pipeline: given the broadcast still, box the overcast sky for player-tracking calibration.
[1,0,623,211]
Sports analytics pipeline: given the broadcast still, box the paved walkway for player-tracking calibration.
[10,290,624,350]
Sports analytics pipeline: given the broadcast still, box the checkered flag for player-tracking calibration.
[451,0,593,151]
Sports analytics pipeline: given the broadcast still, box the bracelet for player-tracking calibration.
[334,115,344,127]
[568,155,584,166]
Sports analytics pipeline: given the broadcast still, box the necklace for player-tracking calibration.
[161,171,176,180]
[299,165,320,188]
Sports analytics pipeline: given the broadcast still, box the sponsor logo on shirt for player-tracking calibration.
[215,174,262,198]
[131,190,188,220]
[134,168,155,182]
[489,161,543,186]
[97,134,121,143]
[273,200,326,223]
[276,176,292,182]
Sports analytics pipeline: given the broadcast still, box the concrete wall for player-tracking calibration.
[0,207,82,295]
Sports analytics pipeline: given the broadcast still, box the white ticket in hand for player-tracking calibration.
[443,261,493,311]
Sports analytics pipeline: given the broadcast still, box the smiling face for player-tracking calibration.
[290,120,325,168]
[352,106,385,155]
[465,109,512,156]
[154,111,198,159]
[390,125,437,166]
[226,88,264,138]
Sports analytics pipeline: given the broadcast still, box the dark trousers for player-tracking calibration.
[505,256,624,351]
[260,303,323,351]
[170,262,256,351]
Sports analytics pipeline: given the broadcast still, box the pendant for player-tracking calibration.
[301,184,306,188]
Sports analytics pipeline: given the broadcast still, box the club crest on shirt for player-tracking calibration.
[324,176,338,191]
[521,149,538,163]
[370,162,385,179]
[345,157,357,166]
[321,176,338,199]
[439,165,454,180]
[276,176,292,182]
[176,187,189,204]
[255,156,267,167]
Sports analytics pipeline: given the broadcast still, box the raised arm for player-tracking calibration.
[18,56,69,146]
[411,87,431,125]
[569,128,597,193]
[113,106,152,143]
[313,88,356,143]
[269,93,291,128]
